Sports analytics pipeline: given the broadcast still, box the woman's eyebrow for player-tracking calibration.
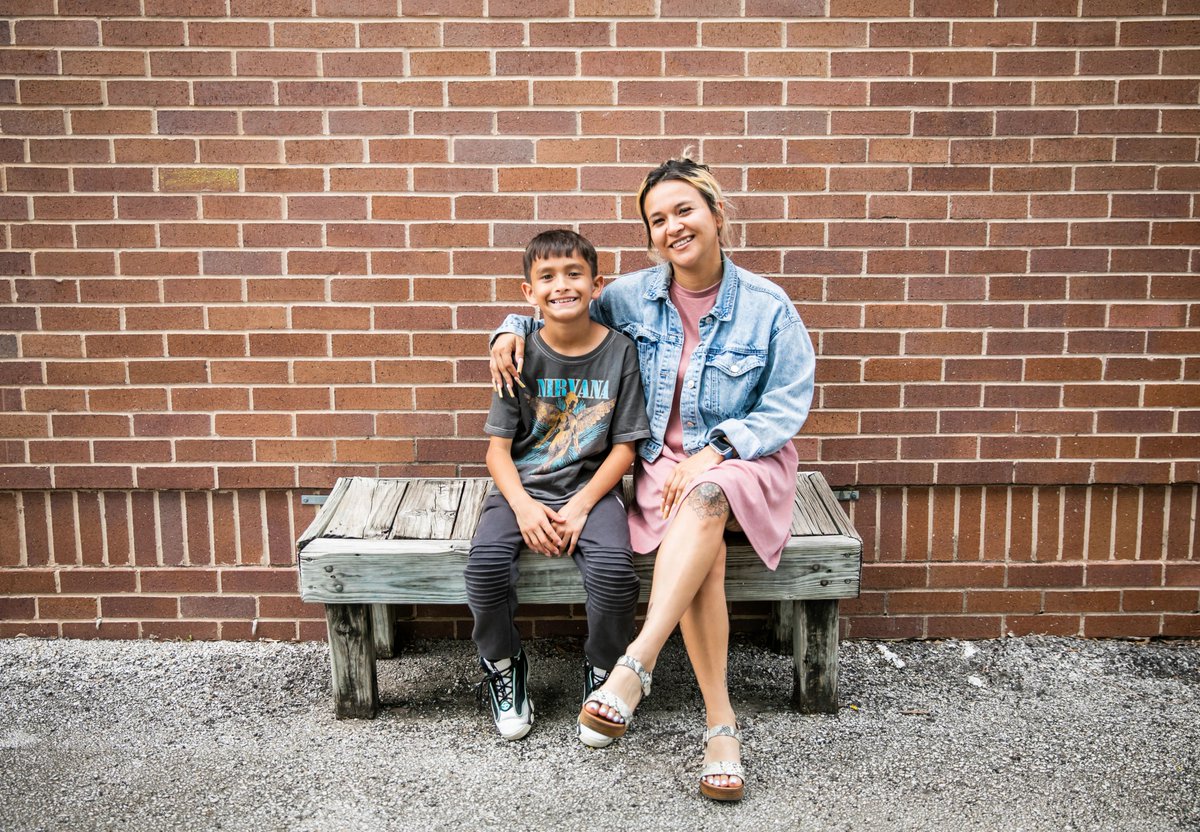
[648,200,693,219]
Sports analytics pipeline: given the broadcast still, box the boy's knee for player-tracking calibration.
[464,551,516,602]
[582,555,639,606]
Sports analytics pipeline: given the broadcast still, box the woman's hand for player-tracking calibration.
[660,445,724,519]
[513,497,564,556]
[552,494,593,557]
[489,332,526,397]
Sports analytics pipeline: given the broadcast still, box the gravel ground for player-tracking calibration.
[1,634,1197,832]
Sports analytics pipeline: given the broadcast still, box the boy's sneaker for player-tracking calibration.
[583,659,609,701]
[477,650,533,741]
[578,659,614,749]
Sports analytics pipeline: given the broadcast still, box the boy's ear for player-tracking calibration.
[520,281,536,306]
[591,274,606,296]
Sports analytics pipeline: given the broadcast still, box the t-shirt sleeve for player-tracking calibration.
[483,386,521,438]
[610,339,651,444]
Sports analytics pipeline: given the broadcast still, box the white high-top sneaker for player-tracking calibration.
[478,651,533,741]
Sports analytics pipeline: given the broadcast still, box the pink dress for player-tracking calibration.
[627,281,800,570]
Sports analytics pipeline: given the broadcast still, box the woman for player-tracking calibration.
[489,156,815,801]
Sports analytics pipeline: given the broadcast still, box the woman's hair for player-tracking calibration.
[635,151,734,257]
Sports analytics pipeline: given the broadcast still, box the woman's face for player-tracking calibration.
[642,179,722,273]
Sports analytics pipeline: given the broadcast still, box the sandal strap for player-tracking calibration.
[584,689,631,722]
[703,724,742,746]
[615,654,652,697]
[700,760,745,779]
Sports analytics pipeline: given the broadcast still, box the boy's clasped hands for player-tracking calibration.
[511,494,590,557]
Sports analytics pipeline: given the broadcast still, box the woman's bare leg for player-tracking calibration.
[679,539,741,790]
[585,483,729,722]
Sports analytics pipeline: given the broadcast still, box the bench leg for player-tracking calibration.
[371,603,397,660]
[325,603,378,719]
[791,599,839,715]
[769,600,793,653]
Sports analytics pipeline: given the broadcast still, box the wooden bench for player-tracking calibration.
[297,472,862,719]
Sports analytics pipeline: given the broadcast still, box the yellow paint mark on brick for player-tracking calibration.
[160,167,239,193]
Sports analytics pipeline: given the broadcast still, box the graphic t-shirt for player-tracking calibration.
[484,328,651,503]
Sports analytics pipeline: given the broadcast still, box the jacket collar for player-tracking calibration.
[643,256,739,322]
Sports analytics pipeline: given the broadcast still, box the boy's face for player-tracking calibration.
[521,253,603,324]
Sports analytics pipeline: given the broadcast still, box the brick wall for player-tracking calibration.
[1,2,1197,641]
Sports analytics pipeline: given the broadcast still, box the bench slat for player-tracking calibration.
[364,479,409,539]
[809,472,859,539]
[297,476,352,548]
[449,479,491,540]
[791,478,830,536]
[390,479,464,540]
[298,533,860,605]
[324,478,379,539]
[801,477,840,535]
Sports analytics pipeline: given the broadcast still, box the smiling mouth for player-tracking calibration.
[549,297,579,305]
[670,235,694,250]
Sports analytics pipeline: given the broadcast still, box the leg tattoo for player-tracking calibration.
[686,483,730,521]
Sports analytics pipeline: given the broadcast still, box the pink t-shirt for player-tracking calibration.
[627,280,800,569]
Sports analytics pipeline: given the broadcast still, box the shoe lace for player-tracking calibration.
[476,663,515,710]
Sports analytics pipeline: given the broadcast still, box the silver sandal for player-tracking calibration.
[577,654,651,740]
[699,724,745,801]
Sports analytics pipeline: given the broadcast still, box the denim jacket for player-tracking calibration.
[496,257,815,463]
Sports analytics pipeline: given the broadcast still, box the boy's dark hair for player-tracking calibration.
[522,228,598,281]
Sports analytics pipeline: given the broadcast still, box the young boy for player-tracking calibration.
[465,229,650,742]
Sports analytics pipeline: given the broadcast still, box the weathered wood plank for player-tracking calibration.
[371,603,397,659]
[769,600,793,652]
[325,603,377,719]
[324,478,379,539]
[299,533,861,604]
[363,479,408,540]
[791,484,825,536]
[391,479,465,540]
[297,476,352,550]
[449,478,490,541]
[796,475,839,536]
[809,471,860,540]
[793,598,839,714]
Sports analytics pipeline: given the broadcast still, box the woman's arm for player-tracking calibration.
[711,317,815,460]
[489,315,539,397]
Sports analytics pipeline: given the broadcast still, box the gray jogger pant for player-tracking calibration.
[464,491,639,671]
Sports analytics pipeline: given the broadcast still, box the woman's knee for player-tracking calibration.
[682,482,731,527]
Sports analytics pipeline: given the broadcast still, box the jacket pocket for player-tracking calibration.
[703,348,767,419]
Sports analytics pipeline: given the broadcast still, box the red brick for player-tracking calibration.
[1044,590,1121,613]
[846,616,923,639]
[181,595,257,619]
[101,595,179,618]
[1006,614,1079,636]
[144,621,220,640]
[926,616,1004,640]
[36,595,100,620]
[1123,589,1197,613]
